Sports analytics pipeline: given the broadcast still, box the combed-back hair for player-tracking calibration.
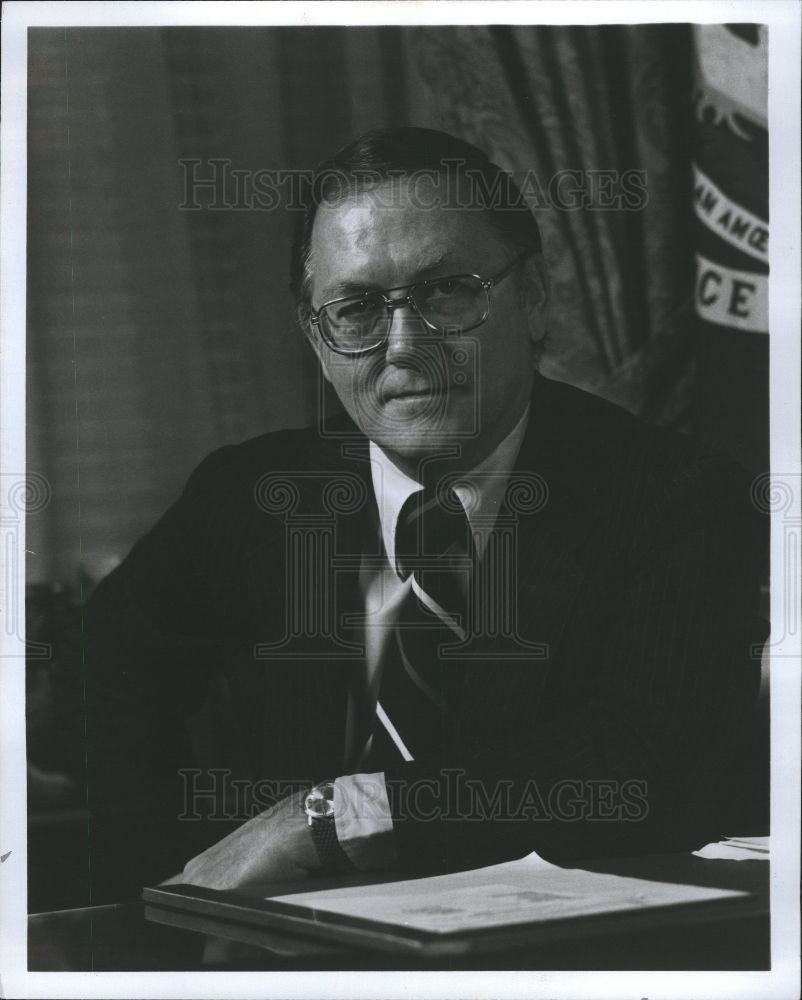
[290,127,542,323]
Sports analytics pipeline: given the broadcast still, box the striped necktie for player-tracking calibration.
[364,486,476,769]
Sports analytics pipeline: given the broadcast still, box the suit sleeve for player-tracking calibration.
[50,445,243,902]
[382,456,767,873]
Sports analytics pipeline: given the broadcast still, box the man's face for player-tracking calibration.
[307,176,545,473]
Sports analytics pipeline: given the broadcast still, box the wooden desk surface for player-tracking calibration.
[29,848,770,972]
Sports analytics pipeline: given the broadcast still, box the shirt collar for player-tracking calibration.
[369,404,531,569]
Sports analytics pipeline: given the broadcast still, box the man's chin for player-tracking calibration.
[366,423,477,467]
[350,395,477,450]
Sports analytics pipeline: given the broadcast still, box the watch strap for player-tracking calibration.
[308,813,355,872]
[305,781,355,873]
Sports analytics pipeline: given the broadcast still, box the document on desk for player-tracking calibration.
[144,840,766,956]
[267,850,748,937]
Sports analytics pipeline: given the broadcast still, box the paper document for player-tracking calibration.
[696,836,770,859]
[270,850,747,935]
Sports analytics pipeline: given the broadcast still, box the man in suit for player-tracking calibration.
[57,128,766,902]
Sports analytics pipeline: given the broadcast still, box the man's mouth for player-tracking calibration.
[385,386,440,400]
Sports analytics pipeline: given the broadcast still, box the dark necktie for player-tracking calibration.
[364,486,475,770]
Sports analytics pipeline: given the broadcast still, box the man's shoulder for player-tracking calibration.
[177,415,367,521]
[540,374,726,472]
[534,376,754,521]
[192,418,356,478]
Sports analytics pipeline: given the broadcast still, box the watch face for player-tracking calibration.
[304,784,335,819]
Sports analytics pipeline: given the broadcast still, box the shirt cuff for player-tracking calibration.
[334,772,398,872]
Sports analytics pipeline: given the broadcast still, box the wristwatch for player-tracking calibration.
[303,780,355,872]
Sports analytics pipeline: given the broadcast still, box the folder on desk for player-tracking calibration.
[143,840,768,958]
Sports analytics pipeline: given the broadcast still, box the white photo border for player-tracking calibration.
[1,2,799,998]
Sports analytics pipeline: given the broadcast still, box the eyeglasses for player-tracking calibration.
[309,248,534,356]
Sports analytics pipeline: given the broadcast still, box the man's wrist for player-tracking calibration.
[304,781,355,872]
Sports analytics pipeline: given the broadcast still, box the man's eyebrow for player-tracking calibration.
[320,280,375,300]
[319,252,461,301]
[412,252,458,277]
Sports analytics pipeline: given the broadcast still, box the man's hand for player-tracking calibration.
[161,789,320,891]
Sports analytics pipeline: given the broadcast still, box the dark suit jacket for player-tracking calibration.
[53,374,767,902]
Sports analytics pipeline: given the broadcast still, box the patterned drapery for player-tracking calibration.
[406,25,696,424]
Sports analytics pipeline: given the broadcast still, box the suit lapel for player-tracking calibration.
[250,378,605,770]
[451,375,596,749]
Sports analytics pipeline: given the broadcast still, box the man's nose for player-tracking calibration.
[384,300,431,363]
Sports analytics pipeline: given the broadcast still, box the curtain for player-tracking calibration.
[405,25,697,424]
[29,24,751,587]
[26,27,410,585]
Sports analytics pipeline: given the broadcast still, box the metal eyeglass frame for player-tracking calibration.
[309,247,535,357]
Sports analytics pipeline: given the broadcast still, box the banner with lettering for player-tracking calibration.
[692,24,768,335]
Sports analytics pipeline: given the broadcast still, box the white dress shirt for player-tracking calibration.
[334,404,531,869]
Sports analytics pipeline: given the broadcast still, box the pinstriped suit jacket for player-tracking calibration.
[56,373,767,901]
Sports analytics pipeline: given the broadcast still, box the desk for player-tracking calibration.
[29,849,770,971]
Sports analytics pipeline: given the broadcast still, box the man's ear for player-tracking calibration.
[519,252,549,349]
